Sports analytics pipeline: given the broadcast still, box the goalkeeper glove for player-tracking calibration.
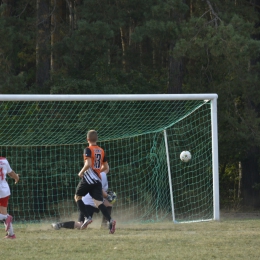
[106,194,113,202]
[106,191,117,204]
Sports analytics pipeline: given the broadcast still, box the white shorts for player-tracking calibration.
[0,181,11,198]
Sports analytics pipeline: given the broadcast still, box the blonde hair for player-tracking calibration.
[87,130,98,142]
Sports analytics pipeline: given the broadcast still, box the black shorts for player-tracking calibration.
[75,178,103,202]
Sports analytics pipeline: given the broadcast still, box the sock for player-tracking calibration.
[107,206,112,216]
[77,200,90,218]
[8,223,14,236]
[78,212,85,223]
[0,214,7,221]
[60,221,75,229]
[102,206,112,225]
[85,205,98,218]
[98,204,111,222]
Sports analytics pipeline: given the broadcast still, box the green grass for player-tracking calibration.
[2,216,260,260]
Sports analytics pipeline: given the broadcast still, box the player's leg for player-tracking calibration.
[0,197,11,222]
[80,205,100,230]
[84,205,100,218]
[0,196,14,235]
[76,201,93,229]
[0,220,15,239]
[5,222,16,238]
[97,203,116,234]
[101,199,112,229]
[91,183,116,234]
[75,178,92,223]
[51,221,77,230]
[51,204,100,230]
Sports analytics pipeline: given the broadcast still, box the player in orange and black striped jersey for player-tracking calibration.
[82,144,106,183]
[74,130,116,234]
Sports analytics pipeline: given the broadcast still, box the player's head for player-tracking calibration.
[87,130,98,143]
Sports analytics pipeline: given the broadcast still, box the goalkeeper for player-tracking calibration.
[52,170,116,230]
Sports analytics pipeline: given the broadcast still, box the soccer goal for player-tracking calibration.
[0,94,219,224]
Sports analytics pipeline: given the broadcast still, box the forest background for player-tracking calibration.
[1,0,260,211]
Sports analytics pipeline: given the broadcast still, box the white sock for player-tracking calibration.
[0,214,7,220]
[8,223,14,236]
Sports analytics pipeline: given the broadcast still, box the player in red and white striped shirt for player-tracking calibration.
[0,157,19,239]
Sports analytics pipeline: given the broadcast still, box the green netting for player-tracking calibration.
[0,98,214,224]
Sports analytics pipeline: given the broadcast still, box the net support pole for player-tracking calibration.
[211,97,220,220]
[164,129,176,222]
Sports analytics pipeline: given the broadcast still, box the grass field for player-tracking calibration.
[2,213,260,260]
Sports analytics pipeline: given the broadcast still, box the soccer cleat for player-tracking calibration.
[80,217,93,230]
[109,219,116,234]
[4,234,16,239]
[5,215,13,232]
[51,223,61,230]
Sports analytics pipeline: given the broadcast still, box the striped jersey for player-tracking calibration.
[83,145,107,184]
[0,157,13,198]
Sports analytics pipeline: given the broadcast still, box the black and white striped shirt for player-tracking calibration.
[83,168,101,184]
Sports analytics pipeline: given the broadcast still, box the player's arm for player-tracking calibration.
[102,189,113,207]
[8,170,19,184]
[101,161,109,174]
[78,158,91,178]
[102,189,108,198]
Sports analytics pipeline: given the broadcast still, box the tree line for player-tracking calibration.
[1,0,260,210]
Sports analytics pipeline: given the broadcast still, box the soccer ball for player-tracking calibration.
[180,151,191,162]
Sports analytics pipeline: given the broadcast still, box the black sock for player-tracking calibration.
[78,211,85,223]
[60,221,75,229]
[107,206,112,216]
[102,206,112,224]
[77,200,90,218]
[98,204,111,222]
[86,205,99,218]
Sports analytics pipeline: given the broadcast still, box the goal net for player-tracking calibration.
[0,94,219,224]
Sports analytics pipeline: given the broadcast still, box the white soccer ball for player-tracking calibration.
[180,151,191,162]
